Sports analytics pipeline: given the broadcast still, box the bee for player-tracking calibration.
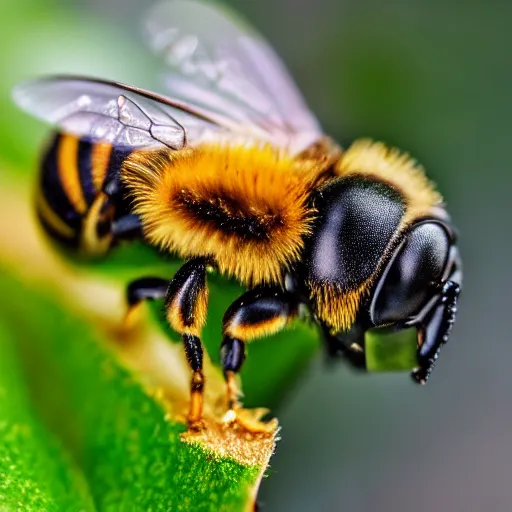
[13,0,461,428]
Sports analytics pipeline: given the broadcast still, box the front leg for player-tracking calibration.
[221,287,299,413]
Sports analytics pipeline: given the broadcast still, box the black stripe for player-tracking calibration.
[175,190,277,241]
[39,133,81,230]
[36,208,79,248]
[106,145,133,187]
[105,145,135,218]
[77,139,96,206]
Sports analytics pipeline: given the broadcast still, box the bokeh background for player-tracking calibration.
[0,0,509,511]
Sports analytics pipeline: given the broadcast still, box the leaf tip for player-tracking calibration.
[181,411,278,468]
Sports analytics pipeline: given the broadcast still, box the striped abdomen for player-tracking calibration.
[36,132,131,253]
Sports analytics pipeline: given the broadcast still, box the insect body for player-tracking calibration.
[14,0,461,428]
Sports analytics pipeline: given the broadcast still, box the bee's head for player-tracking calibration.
[303,173,461,381]
[368,219,461,382]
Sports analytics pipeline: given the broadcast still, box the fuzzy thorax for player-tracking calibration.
[121,144,319,285]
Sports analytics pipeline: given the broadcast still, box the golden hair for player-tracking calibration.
[122,143,321,286]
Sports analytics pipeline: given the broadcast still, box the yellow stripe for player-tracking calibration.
[91,142,112,191]
[227,315,289,341]
[58,134,87,214]
[80,192,112,255]
[36,193,75,239]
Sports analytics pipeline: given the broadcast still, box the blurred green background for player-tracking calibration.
[0,0,509,511]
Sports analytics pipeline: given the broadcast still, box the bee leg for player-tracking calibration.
[124,277,170,329]
[221,287,299,414]
[111,213,143,241]
[164,258,210,429]
[123,259,209,427]
[411,280,460,384]
[320,321,367,369]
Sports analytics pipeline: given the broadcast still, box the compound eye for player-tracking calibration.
[370,222,450,326]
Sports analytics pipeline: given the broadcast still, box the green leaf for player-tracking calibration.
[0,269,273,511]
[0,311,95,512]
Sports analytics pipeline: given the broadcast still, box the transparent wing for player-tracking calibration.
[13,76,228,149]
[145,0,323,154]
